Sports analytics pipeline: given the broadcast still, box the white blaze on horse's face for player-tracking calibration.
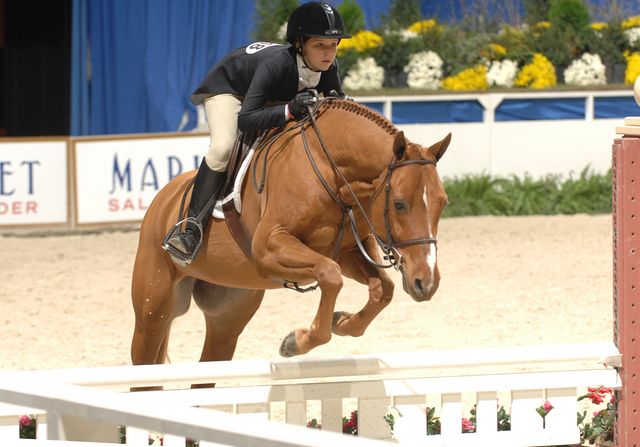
[423,184,437,283]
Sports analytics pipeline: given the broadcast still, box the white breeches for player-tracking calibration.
[203,94,243,172]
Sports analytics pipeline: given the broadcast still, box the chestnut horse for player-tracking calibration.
[131,99,451,367]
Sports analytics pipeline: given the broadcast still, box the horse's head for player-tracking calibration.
[373,131,450,302]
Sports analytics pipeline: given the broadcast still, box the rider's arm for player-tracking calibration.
[238,60,294,133]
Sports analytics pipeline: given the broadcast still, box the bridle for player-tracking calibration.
[300,97,439,271]
[365,158,438,269]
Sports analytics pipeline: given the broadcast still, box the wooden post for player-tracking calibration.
[613,130,640,446]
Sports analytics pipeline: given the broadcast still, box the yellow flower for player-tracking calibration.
[407,19,439,34]
[533,21,551,29]
[338,30,383,54]
[590,22,608,31]
[483,43,507,61]
[623,16,640,30]
[625,52,640,84]
[515,53,557,89]
[442,65,488,91]
[489,43,507,56]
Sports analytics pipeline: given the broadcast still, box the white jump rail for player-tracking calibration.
[0,342,621,446]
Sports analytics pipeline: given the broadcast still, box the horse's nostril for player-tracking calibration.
[414,278,423,294]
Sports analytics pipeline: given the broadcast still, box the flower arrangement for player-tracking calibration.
[342,410,358,435]
[514,53,557,89]
[343,57,385,90]
[442,65,488,91]
[622,15,640,30]
[536,400,554,428]
[403,51,443,89]
[563,53,606,86]
[533,21,552,30]
[577,386,615,445]
[624,27,640,47]
[19,415,36,439]
[483,43,508,61]
[407,19,440,35]
[338,30,383,54]
[487,59,519,87]
[625,51,640,84]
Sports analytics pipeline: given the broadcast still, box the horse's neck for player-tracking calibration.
[315,114,393,182]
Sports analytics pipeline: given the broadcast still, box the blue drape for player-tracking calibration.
[71,0,254,135]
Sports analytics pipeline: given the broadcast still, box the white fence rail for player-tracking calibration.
[0,342,621,446]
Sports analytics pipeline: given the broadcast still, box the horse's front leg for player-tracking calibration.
[253,225,343,357]
[333,235,395,337]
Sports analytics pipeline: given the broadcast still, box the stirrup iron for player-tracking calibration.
[161,217,204,264]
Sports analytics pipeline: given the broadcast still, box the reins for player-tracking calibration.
[299,97,438,271]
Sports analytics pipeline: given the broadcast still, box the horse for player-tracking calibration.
[131,98,451,369]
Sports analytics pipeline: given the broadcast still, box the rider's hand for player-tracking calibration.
[288,91,316,119]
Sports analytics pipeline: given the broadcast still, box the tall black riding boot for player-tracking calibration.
[165,161,226,263]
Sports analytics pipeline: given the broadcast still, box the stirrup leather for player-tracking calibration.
[161,217,204,264]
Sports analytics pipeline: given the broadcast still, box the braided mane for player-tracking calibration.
[320,99,398,136]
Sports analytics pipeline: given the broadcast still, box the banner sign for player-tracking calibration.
[74,134,208,225]
[0,139,68,225]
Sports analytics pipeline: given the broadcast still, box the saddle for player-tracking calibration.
[218,130,264,260]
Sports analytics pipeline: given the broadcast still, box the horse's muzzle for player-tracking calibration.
[401,267,439,302]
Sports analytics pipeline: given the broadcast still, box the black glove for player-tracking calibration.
[288,91,316,119]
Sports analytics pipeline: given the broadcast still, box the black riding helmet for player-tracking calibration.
[286,2,352,45]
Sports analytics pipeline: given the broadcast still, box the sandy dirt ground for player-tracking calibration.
[0,214,613,372]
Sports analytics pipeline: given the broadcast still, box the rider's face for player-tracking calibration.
[301,37,339,71]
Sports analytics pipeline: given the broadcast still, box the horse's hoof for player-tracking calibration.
[332,311,351,335]
[279,331,298,357]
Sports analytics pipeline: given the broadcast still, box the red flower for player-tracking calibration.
[461,417,476,433]
[588,393,605,405]
[19,415,32,428]
[543,401,554,412]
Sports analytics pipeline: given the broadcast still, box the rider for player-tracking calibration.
[164,1,351,263]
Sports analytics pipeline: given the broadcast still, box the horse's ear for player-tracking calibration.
[427,133,451,162]
[393,131,407,160]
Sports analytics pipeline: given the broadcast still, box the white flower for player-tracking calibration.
[276,22,287,42]
[625,27,640,46]
[343,57,385,90]
[487,59,518,87]
[403,51,443,89]
[564,53,606,86]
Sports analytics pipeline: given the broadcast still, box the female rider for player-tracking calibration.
[165,1,351,263]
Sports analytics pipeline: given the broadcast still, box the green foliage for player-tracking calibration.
[497,25,535,65]
[531,23,583,67]
[337,48,362,79]
[337,0,365,35]
[548,0,590,33]
[426,407,442,435]
[438,27,494,76]
[584,22,627,65]
[523,0,551,24]
[371,34,422,72]
[381,0,422,30]
[252,0,299,43]
[442,167,611,217]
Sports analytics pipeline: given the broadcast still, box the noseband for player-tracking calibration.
[302,98,439,271]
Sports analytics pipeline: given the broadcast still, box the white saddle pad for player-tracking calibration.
[212,148,255,219]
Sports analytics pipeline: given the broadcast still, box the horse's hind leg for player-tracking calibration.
[131,246,194,366]
[191,281,264,388]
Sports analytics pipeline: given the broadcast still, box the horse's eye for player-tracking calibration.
[394,200,408,212]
